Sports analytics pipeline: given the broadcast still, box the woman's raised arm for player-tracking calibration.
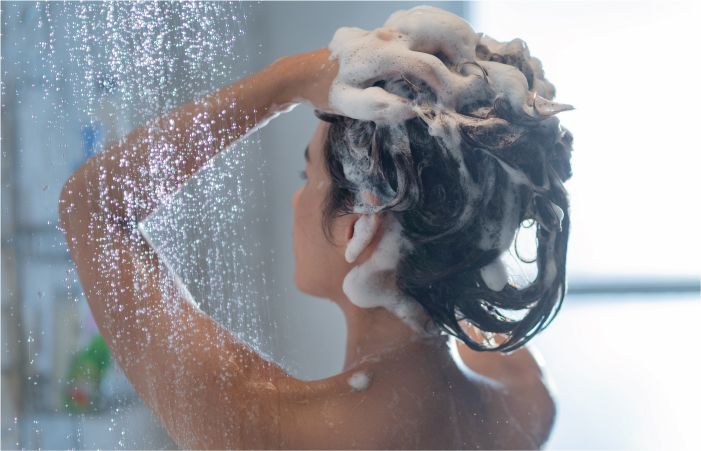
[58,50,337,448]
[63,49,334,223]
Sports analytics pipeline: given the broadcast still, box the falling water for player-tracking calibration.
[2,2,279,448]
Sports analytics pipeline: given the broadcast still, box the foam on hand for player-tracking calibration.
[328,5,572,251]
[327,5,572,126]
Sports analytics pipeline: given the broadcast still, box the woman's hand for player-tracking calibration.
[277,48,339,112]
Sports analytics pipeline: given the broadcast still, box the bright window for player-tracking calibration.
[475,2,701,282]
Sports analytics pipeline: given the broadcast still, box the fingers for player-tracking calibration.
[329,84,416,123]
[384,6,478,63]
[330,24,485,121]
[336,34,454,92]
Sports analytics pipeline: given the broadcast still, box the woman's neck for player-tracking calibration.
[339,297,447,371]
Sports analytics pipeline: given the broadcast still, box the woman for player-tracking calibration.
[59,6,571,449]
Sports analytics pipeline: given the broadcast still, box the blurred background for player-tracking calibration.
[2,1,699,449]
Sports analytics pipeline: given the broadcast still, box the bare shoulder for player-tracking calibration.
[456,340,557,449]
[276,356,446,449]
[275,361,391,449]
[272,341,555,449]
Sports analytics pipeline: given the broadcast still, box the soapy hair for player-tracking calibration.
[319,5,574,352]
[316,80,572,353]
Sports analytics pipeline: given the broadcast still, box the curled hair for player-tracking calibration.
[315,84,573,353]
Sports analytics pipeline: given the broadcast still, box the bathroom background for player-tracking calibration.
[2,1,699,449]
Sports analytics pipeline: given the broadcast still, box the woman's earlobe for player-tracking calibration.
[345,214,380,263]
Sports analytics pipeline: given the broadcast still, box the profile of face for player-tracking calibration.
[292,120,362,300]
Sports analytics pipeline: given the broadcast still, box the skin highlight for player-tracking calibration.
[60,47,556,449]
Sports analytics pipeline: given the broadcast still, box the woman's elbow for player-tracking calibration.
[58,168,94,240]
[58,174,81,232]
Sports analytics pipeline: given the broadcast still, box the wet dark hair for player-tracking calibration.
[315,86,573,353]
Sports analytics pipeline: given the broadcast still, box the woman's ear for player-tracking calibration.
[345,214,381,263]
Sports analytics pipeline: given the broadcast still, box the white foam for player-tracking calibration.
[327,4,571,251]
[347,371,372,391]
[345,214,380,263]
[327,6,572,326]
[551,201,565,231]
[342,216,438,335]
[342,216,404,309]
[327,5,572,127]
[480,256,509,291]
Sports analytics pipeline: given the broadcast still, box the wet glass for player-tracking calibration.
[2,2,699,450]
[2,2,271,448]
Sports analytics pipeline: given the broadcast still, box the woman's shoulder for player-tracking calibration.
[276,348,477,448]
[274,342,554,449]
[274,359,401,448]
[454,340,557,449]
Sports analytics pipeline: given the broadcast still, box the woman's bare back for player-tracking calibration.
[279,339,555,449]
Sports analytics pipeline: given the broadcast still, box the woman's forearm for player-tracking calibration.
[61,52,316,223]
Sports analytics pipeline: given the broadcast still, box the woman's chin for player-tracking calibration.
[293,269,311,295]
[294,270,331,299]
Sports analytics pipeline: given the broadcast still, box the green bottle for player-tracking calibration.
[64,334,111,413]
